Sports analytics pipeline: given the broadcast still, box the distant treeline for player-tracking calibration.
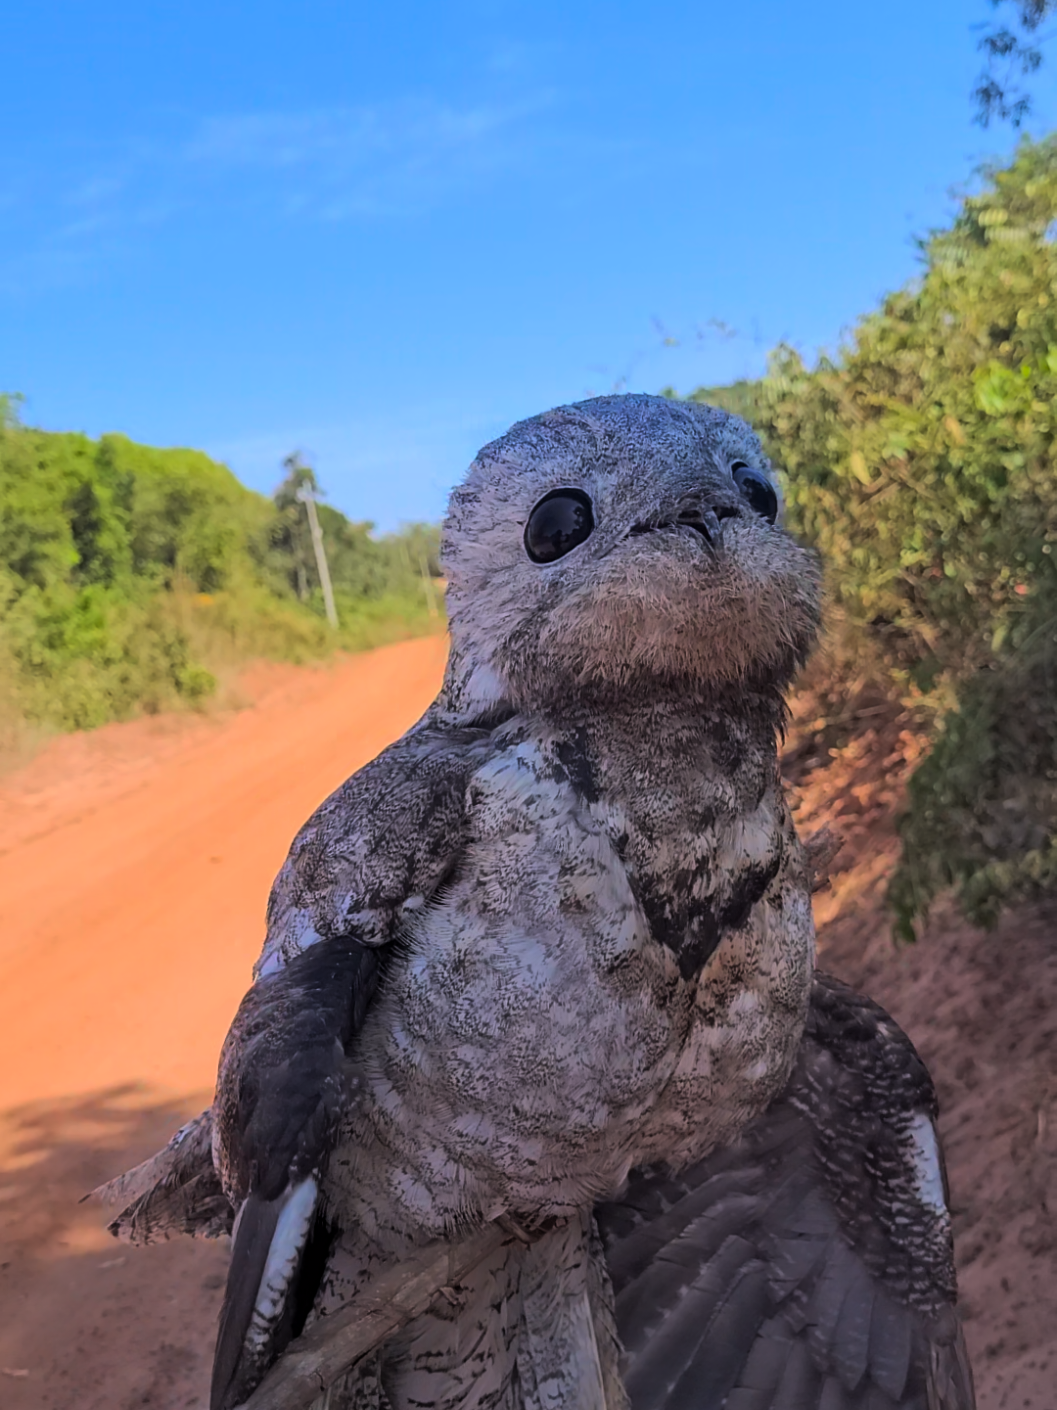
[0,408,441,735]
[680,138,1057,935]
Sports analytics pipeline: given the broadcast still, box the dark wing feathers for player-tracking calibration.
[213,938,380,1203]
[725,1321,795,1410]
[624,1233,755,1402]
[597,972,976,1410]
[867,1291,912,1400]
[209,940,378,1409]
[675,1250,774,1407]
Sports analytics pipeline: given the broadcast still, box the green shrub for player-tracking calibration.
[683,138,1057,933]
[0,404,443,737]
[887,587,1057,936]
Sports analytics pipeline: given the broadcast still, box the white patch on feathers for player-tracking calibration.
[907,1112,947,1216]
[245,1177,319,1352]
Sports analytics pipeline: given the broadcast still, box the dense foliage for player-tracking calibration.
[685,138,1057,934]
[0,403,441,736]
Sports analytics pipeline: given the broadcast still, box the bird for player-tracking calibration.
[96,393,975,1410]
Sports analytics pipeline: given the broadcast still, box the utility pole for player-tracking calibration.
[296,487,339,629]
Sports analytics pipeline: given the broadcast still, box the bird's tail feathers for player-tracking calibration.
[211,1176,319,1410]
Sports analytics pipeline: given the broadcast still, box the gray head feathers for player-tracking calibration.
[439,393,820,721]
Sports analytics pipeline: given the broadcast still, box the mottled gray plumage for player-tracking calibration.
[97,394,973,1410]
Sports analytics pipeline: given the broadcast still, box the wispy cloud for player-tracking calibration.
[182,96,552,217]
[187,101,525,168]
[0,91,557,293]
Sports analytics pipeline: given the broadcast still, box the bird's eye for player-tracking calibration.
[731,464,778,524]
[524,489,595,563]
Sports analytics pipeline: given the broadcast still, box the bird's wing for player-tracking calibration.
[92,1107,231,1242]
[596,972,976,1410]
[210,935,382,1410]
[98,709,498,1410]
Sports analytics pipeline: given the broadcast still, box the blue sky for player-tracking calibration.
[3,1,1054,529]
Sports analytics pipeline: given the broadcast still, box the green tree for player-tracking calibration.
[682,137,1057,935]
[271,453,320,602]
[0,420,442,735]
[975,1,1057,125]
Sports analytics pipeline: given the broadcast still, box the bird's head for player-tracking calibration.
[439,393,820,720]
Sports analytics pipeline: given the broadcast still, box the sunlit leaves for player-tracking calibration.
[0,418,442,731]
[689,137,1057,934]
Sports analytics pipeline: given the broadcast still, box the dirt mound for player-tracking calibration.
[0,637,1052,1408]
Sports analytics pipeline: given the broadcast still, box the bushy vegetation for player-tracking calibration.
[682,138,1057,935]
[0,402,441,738]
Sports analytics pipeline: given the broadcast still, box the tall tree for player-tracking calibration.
[975,0,1057,125]
[273,454,320,603]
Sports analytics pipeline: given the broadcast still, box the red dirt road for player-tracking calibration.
[0,637,1053,1409]
[0,636,448,1109]
[0,637,447,1408]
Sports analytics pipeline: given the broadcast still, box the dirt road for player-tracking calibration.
[0,636,1053,1409]
[0,636,447,1408]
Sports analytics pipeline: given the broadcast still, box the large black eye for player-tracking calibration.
[524,488,595,563]
[732,464,778,524]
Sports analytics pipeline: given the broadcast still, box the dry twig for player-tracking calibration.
[238,1218,529,1410]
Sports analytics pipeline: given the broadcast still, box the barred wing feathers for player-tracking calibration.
[597,973,975,1410]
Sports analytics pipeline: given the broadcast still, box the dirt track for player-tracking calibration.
[0,638,447,1408]
[0,635,1053,1408]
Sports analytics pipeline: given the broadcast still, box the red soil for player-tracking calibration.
[0,636,1052,1408]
